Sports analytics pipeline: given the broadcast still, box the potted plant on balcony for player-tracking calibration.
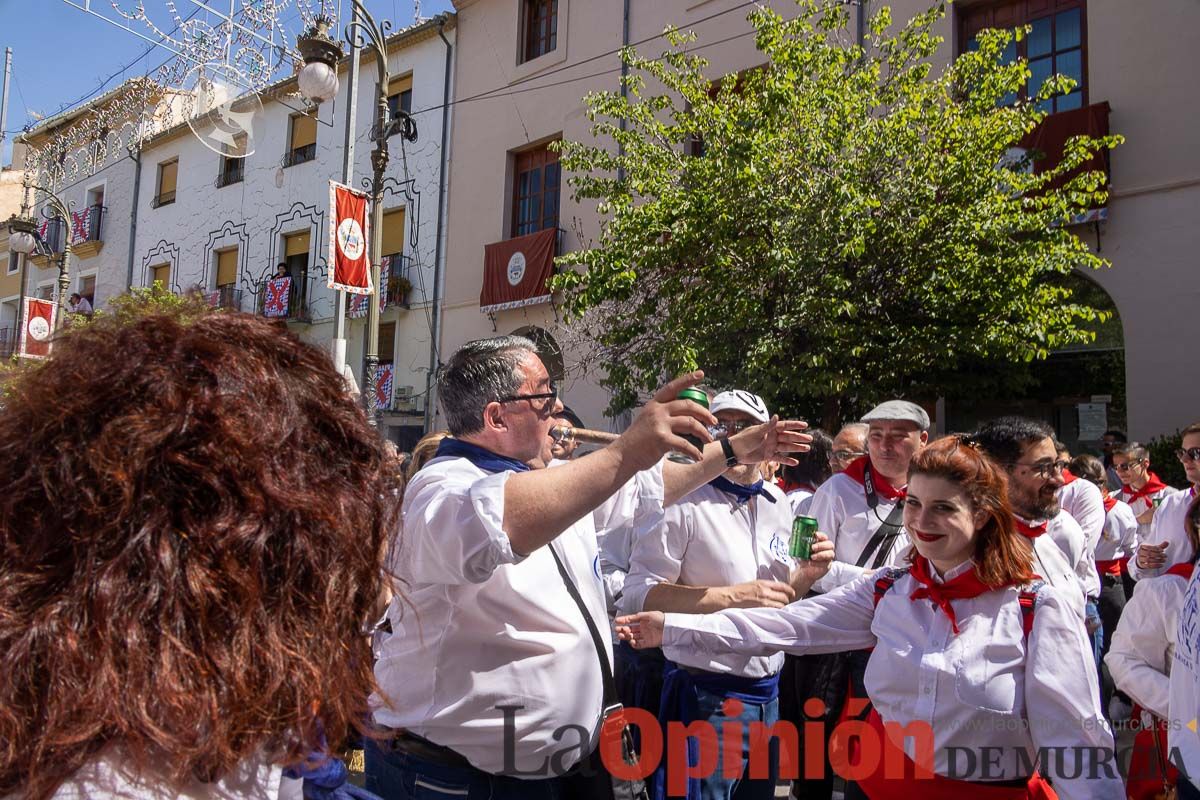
[387,275,413,308]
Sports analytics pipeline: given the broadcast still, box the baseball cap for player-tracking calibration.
[710,390,770,424]
[554,405,585,429]
[860,400,930,431]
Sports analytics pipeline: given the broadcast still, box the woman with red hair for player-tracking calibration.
[0,309,400,799]
[618,436,1121,799]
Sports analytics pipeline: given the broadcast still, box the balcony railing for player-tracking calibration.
[216,159,245,188]
[382,254,414,307]
[0,327,14,359]
[83,204,104,242]
[282,144,316,168]
[212,285,243,311]
[257,275,318,322]
[151,190,176,209]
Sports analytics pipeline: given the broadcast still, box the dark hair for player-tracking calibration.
[972,416,1055,467]
[1187,495,1200,564]
[782,428,833,488]
[437,335,538,436]
[1112,442,1149,462]
[1069,454,1105,487]
[1103,430,1128,442]
[908,436,1036,587]
[555,405,585,430]
[70,292,82,301]
[0,310,399,799]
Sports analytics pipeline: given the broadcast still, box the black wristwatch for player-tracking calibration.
[720,437,738,467]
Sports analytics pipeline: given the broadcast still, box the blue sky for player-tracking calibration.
[0,0,455,165]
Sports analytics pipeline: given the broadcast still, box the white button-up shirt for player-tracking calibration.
[1044,510,1099,600]
[1170,561,1200,786]
[621,481,795,677]
[808,470,910,592]
[1131,487,1196,580]
[1107,570,1189,718]
[1094,499,1138,564]
[661,564,1121,799]
[372,455,664,775]
[1118,482,1180,542]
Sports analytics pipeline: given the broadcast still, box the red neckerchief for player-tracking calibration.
[1123,473,1169,505]
[908,555,1005,634]
[1102,494,1118,513]
[1013,515,1048,539]
[780,479,815,495]
[843,456,906,501]
[1062,469,1078,485]
[1165,562,1196,581]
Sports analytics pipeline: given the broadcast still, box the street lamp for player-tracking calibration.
[6,185,75,330]
[297,2,418,428]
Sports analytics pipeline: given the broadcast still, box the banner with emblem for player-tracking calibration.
[480,227,557,315]
[19,297,56,359]
[327,181,372,295]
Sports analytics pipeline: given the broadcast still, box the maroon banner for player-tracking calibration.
[19,297,56,359]
[480,227,557,314]
[328,181,372,294]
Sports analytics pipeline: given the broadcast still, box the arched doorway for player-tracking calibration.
[512,325,565,384]
[943,271,1126,452]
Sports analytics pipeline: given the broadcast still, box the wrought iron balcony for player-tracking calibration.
[282,144,316,168]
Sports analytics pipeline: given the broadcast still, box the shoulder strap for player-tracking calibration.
[548,544,619,708]
[872,568,908,608]
[855,501,907,569]
[1017,583,1043,640]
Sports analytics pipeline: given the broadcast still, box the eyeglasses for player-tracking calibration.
[830,450,865,463]
[1009,459,1070,478]
[1177,447,1200,463]
[714,420,755,437]
[498,382,559,411]
[1113,460,1145,472]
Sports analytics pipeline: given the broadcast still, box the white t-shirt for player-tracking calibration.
[372,455,663,775]
[808,465,910,593]
[1131,488,1197,580]
[621,480,796,677]
[661,564,1121,799]
[1107,569,1190,718]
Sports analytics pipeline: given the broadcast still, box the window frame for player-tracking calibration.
[957,0,1088,113]
[285,112,318,167]
[154,158,178,208]
[510,141,561,239]
[520,0,559,64]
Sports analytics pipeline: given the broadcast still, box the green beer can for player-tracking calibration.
[667,387,710,464]
[790,515,819,560]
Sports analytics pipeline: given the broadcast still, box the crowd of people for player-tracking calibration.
[1,311,1198,800]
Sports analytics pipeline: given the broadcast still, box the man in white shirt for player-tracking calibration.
[366,336,810,799]
[788,400,928,800]
[974,418,1091,624]
[1114,441,1179,544]
[1135,423,1200,579]
[68,292,93,315]
[622,390,814,800]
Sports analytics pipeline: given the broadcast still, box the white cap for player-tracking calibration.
[710,390,770,424]
[860,400,930,431]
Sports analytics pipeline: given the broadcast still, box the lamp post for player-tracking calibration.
[6,185,75,330]
[297,5,418,429]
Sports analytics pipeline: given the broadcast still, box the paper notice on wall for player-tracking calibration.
[1078,402,1108,441]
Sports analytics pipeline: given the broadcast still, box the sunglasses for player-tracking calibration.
[1113,460,1145,472]
[1177,447,1200,463]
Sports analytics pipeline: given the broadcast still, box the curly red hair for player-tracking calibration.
[908,436,1036,587]
[0,311,399,799]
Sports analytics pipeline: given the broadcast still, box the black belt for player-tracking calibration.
[384,731,474,770]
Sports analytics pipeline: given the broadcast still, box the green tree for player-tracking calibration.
[551,1,1122,426]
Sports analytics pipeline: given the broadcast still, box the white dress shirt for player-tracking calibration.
[1118,482,1180,541]
[1170,561,1200,786]
[1021,522,1087,621]
[661,565,1122,799]
[1045,510,1099,600]
[786,487,815,517]
[1131,488,1197,580]
[595,462,666,619]
[1094,499,1138,564]
[1058,478,1104,567]
[1106,571,1189,718]
[372,455,664,775]
[621,481,795,678]
[808,470,910,592]
[40,754,290,799]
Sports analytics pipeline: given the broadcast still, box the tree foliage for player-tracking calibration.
[551,1,1122,422]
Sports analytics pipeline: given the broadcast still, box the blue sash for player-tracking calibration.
[434,437,530,474]
[709,475,775,504]
[653,663,780,800]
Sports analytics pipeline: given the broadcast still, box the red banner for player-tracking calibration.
[480,227,557,315]
[327,181,372,295]
[19,297,56,359]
